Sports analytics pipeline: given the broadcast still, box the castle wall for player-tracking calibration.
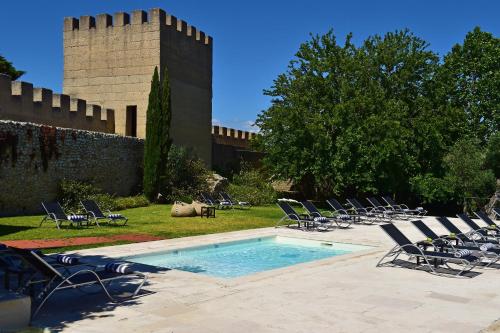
[63,8,212,165]
[0,120,143,216]
[0,74,114,133]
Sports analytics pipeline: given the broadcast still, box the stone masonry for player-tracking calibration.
[63,8,213,165]
[0,120,143,215]
[0,74,114,133]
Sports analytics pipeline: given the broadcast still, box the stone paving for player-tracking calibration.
[31,216,500,332]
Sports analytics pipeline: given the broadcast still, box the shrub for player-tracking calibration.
[227,166,277,206]
[160,145,210,203]
[58,180,149,212]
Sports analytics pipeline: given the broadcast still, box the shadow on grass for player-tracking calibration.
[0,224,36,237]
[20,253,172,331]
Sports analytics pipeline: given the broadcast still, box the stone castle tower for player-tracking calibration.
[63,8,212,164]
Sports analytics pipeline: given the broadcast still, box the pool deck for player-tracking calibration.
[33,216,500,332]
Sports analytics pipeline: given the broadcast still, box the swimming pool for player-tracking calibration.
[126,236,371,278]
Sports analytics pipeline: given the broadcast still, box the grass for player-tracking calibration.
[0,205,283,251]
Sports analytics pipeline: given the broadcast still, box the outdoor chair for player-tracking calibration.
[381,195,427,216]
[10,247,147,319]
[301,201,352,229]
[411,220,499,265]
[276,201,330,231]
[81,200,128,226]
[493,208,500,220]
[377,223,481,277]
[220,192,251,209]
[475,211,500,232]
[436,216,499,247]
[40,202,90,229]
[457,213,499,239]
[366,197,400,219]
[201,192,231,209]
[347,198,391,222]
[326,198,372,224]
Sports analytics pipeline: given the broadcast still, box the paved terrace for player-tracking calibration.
[33,216,500,332]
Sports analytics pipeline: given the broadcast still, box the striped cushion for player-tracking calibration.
[105,262,132,274]
[57,254,79,265]
[68,215,86,221]
[314,217,328,222]
[108,213,123,219]
[454,249,472,258]
[480,243,495,252]
[220,201,231,205]
[338,214,351,220]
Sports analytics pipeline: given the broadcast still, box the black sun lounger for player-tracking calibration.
[377,223,481,277]
[382,195,427,217]
[81,200,128,226]
[276,201,331,230]
[10,247,147,319]
[40,202,90,229]
[326,198,375,224]
[457,213,499,239]
[346,198,389,221]
[301,200,352,228]
[436,216,499,247]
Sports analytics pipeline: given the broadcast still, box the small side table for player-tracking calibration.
[201,206,216,218]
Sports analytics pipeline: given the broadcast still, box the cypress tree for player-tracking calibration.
[143,67,161,200]
[143,66,173,201]
[159,66,173,189]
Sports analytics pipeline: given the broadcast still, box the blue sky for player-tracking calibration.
[1,0,499,131]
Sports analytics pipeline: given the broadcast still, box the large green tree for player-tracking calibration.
[0,55,25,80]
[256,29,454,199]
[438,27,500,143]
[143,66,172,201]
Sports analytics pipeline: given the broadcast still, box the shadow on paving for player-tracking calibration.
[0,224,36,237]
[15,253,172,332]
[390,259,482,278]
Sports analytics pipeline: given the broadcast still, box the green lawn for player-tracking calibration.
[0,205,283,245]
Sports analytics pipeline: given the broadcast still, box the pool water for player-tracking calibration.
[126,236,370,278]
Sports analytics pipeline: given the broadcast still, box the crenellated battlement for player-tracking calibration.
[211,125,256,149]
[0,74,115,133]
[64,8,212,46]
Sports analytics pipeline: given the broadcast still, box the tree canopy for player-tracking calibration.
[255,28,499,205]
[0,55,25,80]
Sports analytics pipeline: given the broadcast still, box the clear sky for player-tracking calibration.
[1,0,498,131]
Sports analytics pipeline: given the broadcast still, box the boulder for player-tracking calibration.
[207,173,229,194]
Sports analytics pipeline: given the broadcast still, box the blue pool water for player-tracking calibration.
[126,236,370,278]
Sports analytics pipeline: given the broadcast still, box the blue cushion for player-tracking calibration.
[108,213,123,219]
[454,249,472,258]
[313,216,328,222]
[56,254,79,265]
[68,215,86,221]
[105,262,132,274]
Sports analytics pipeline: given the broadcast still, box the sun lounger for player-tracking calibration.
[220,192,251,209]
[326,198,373,224]
[346,198,389,221]
[301,201,352,228]
[366,197,400,219]
[457,213,499,239]
[475,211,500,232]
[10,247,147,319]
[377,223,481,277]
[276,201,331,231]
[382,195,427,216]
[40,202,90,229]
[493,208,500,220]
[436,216,499,247]
[411,220,499,265]
[201,192,231,209]
[81,200,128,226]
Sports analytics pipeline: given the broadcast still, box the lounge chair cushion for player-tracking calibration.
[338,214,351,220]
[68,215,87,221]
[105,262,132,274]
[454,249,472,258]
[108,213,123,219]
[56,255,79,265]
[314,217,328,222]
[220,201,231,205]
[238,201,250,205]
[480,243,495,251]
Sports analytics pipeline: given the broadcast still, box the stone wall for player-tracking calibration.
[0,120,143,216]
[63,8,213,165]
[0,74,115,133]
[211,125,263,173]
